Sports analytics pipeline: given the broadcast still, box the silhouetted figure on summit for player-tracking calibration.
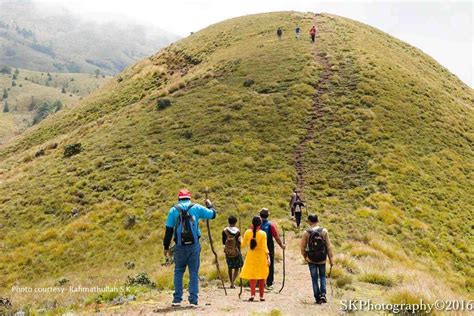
[277,27,283,40]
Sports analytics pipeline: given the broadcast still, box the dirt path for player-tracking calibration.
[94,16,346,316]
[98,232,344,315]
[293,15,331,194]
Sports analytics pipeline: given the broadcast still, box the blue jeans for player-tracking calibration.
[308,263,326,300]
[173,243,201,304]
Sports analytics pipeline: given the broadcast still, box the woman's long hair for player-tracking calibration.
[250,216,262,250]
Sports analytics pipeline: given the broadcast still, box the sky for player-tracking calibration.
[35,0,473,87]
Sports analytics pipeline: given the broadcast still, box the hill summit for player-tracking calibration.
[0,11,473,312]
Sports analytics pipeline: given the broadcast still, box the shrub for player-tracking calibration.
[126,272,157,288]
[156,99,172,110]
[359,272,395,287]
[335,273,353,288]
[64,143,82,157]
[243,79,254,87]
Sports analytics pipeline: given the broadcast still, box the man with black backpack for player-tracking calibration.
[163,189,217,307]
[300,214,334,304]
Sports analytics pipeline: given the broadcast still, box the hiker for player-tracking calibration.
[294,200,305,228]
[309,25,317,43]
[289,188,302,219]
[163,189,217,307]
[295,26,301,39]
[259,208,285,289]
[300,214,334,304]
[240,216,270,301]
[277,27,283,40]
[222,215,243,289]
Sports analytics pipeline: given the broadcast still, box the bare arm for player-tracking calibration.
[324,229,334,265]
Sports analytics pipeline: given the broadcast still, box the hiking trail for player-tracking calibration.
[95,232,349,315]
[293,16,332,196]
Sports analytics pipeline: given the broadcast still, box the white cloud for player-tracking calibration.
[34,0,474,87]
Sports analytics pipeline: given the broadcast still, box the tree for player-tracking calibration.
[61,87,66,94]
[11,80,16,87]
[94,69,101,78]
[3,100,9,113]
[2,88,7,100]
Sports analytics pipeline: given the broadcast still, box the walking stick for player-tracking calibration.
[205,188,227,296]
[232,200,244,299]
[278,229,286,293]
[328,264,334,298]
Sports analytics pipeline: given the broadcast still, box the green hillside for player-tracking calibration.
[0,11,473,312]
[0,68,109,144]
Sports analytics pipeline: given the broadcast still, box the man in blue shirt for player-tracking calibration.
[163,189,217,307]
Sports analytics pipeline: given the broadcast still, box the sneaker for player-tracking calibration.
[260,297,265,302]
[315,299,322,305]
[248,297,255,302]
[189,302,198,308]
[265,285,274,291]
[320,296,327,304]
[171,301,182,307]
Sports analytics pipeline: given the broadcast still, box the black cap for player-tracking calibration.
[259,208,270,218]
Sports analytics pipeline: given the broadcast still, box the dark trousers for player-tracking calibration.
[267,250,275,286]
[311,34,316,43]
[295,212,302,227]
[309,263,326,300]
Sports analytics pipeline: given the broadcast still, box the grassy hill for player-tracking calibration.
[0,11,473,313]
[0,0,178,75]
[0,68,109,144]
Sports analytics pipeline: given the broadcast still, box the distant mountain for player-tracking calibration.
[0,67,109,144]
[0,0,179,75]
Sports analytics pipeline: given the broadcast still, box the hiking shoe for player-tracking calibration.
[315,299,322,305]
[320,296,327,304]
[248,297,255,302]
[171,301,182,307]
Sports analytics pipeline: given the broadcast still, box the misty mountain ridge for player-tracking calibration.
[0,0,179,75]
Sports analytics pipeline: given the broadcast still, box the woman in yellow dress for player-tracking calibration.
[240,216,270,301]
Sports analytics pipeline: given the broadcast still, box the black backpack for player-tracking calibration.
[175,204,195,246]
[306,227,327,262]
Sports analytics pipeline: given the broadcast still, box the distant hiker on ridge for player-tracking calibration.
[310,25,317,43]
[259,208,285,290]
[163,189,218,307]
[222,215,243,289]
[300,214,334,304]
[295,26,301,39]
[240,216,270,301]
[277,27,283,40]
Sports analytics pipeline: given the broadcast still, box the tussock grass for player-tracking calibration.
[359,272,395,287]
[0,11,472,311]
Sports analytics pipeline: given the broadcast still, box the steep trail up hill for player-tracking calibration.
[0,11,473,314]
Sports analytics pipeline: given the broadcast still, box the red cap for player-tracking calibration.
[178,189,191,199]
